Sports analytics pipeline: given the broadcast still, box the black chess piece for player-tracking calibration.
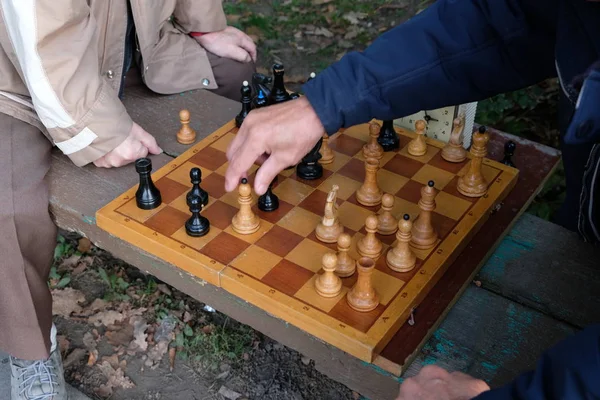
[268,63,291,105]
[235,81,252,127]
[186,167,208,207]
[253,89,268,109]
[135,158,161,210]
[296,138,323,180]
[501,140,516,167]
[289,92,300,99]
[258,178,279,212]
[185,196,210,237]
[377,120,400,151]
[251,72,272,100]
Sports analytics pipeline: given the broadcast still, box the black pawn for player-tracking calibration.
[135,158,161,210]
[258,178,279,212]
[296,138,323,180]
[235,81,252,128]
[289,92,300,99]
[268,63,291,105]
[378,120,400,151]
[185,196,210,237]
[501,140,516,167]
[187,167,208,208]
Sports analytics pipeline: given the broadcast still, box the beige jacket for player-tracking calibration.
[0,0,226,166]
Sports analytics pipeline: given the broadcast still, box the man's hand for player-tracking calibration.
[93,122,162,168]
[396,366,490,400]
[225,96,325,195]
[194,26,257,63]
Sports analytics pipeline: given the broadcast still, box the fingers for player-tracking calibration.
[239,34,257,62]
[253,155,283,195]
[133,123,163,154]
[227,44,252,63]
[225,139,264,192]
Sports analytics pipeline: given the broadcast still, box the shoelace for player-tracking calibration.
[17,359,58,400]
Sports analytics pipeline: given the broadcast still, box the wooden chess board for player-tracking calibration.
[96,120,518,363]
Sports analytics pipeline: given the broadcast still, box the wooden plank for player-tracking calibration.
[406,284,576,387]
[477,212,600,329]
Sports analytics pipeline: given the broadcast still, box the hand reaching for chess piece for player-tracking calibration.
[225,97,325,195]
[94,122,162,168]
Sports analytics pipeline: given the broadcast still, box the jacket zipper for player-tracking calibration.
[555,58,576,104]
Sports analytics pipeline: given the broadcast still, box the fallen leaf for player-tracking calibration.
[169,347,176,371]
[127,316,149,353]
[89,310,125,327]
[77,237,92,253]
[87,349,98,366]
[145,340,169,369]
[202,325,213,334]
[311,0,333,5]
[58,254,82,272]
[95,360,135,397]
[156,284,172,296]
[106,323,134,347]
[83,332,97,351]
[57,335,70,355]
[51,288,85,317]
[63,348,86,369]
[88,298,108,312]
[343,11,367,24]
[218,386,243,400]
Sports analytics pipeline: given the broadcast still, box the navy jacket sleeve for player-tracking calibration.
[302,0,558,134]
[474,324,600,399]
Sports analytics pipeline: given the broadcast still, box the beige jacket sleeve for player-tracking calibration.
[0,0,132,167]
[173,0,227,34]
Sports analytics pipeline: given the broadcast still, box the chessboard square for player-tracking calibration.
[200,231,250,265]
[435,191,472,220]
[171,224,221,251]
[322,151,352,172]
[342,124,369,141]
[328,297,385,333]
[396,180,425,204]
[347,232,364,261]
[289,168,333,188]
[338,202,375,232]
[202,200,238,230]
[398,142,439,163]
[215,161,259,178]
[379,169,410,195]
[285,238,332,273]
[210,132,236,152]
[375,250,422,283]
[230,245,282,279]
[382,154,424,179]
[295,275,349,313]
[392,197,423,221]
[328,133,366,157]
[371,269,404,306]
[272,179,314,206]
[166,162,212,188]
[411,164,456,190]
[279,166,295,177]
[253,199,295,224]
[276,207,321,237]
[298,189,343,216]
[224,219,273,244]
[432,212,457,240]
[200,172,227,199]
[317,174,362,200]
[189,146,228,171]
[116,199,166,223]
[261,259,314,297]
[337,158,366,182]
[255,225,304,257]
[154,177,189,204]
[442,176,477,203]
[145,206,190,237]
[428,152,467,174]
[220,187,244,209]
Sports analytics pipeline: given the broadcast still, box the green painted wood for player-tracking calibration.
[476,213,600,329]
[406,284,576,387]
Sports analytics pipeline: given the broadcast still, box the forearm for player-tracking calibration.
[474,324,600,399]
[173,0,227,33]
[303,0,558,134]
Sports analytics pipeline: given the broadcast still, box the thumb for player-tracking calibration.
[138,130,163,154]
[226,44,252,63]
[254,155,284,195]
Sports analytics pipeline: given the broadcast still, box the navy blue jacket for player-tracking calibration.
[303,0,600,241]
[302,0,600,397]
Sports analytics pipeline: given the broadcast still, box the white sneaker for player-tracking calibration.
[10,347,68,400]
